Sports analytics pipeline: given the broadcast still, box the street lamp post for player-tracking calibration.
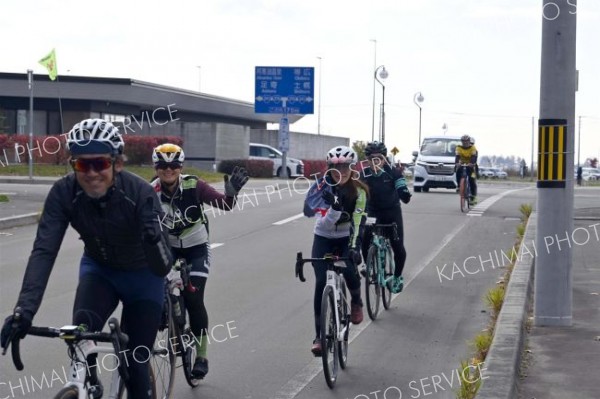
[374,65,388,143]
[413,92,424,149]
[317,56,322,135]
[370,39,377,141]
[442,123,448,135]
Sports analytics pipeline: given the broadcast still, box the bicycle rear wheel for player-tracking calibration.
[381,245,394,310]
[337,279,349,370]
[320,285,339,389]
[53,387,78,399]
[365,245,380,320]
[150,293,176,399]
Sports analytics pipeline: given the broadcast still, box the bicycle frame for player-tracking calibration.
[295,253,350,341]
[367,218,396,287]
[458,163,472,212]
[61,339,123,399]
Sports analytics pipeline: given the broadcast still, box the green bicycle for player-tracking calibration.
[364,217,398,320]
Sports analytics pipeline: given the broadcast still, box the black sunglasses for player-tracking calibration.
[155,162,182,170]
[70,157,113,173]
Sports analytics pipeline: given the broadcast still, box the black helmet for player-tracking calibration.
[365,141,387,157]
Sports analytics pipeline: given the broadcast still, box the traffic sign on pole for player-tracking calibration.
[279,117,289,152]
[255,67,315,114]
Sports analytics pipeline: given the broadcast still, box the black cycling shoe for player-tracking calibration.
[192,357,209,379]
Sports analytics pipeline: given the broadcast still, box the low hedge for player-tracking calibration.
[0,134,183,166]
[302,160,328,179]
[218,159,273,178]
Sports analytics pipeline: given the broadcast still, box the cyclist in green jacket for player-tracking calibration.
[303,146,368,356]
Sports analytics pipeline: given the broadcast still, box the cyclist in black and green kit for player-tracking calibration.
[303,145,368,356]
[360,141,411,293]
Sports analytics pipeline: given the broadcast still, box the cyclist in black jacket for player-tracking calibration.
[0,119,173,399]
[360,141,411,293]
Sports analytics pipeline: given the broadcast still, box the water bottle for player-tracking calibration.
[172,290,182,321]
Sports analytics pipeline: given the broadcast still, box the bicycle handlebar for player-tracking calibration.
[295,252,350,283]
[7,308,128,374]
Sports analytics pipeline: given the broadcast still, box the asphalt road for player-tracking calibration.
[0,181,538,399]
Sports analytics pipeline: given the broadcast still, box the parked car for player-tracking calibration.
[582,167,600,181]
[478,167,496,179]
[490,168,508,179]
[249,142,304,178]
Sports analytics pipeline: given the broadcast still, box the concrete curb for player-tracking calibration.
[0,212,41,229]
[0,177,58,185]
[475,212,536,398]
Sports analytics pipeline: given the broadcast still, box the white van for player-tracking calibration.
[249,143,304,178]
[412,136,462,192]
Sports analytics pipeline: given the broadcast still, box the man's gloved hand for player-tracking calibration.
[348,248,362,266]
[322,190,342,211]
[1,310,32,350]
[224,166,249,197]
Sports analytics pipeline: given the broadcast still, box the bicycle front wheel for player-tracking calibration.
[150,293,176,399]
[116,363,157,399]
[320,285,339,389]
[53,387,78,399]
[181,327,201,388]
[337,279,349,370]
[365,245,380,320]
[459,177,469,213]
[381,245,394,310]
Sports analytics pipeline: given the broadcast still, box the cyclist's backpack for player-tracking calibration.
[303,177,332,217]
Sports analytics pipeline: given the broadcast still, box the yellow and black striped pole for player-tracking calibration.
[537,119,567,188]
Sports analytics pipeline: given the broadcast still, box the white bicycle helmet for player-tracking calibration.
[326,146,357,165]
[152,143,185,164]
[67,118,124,155]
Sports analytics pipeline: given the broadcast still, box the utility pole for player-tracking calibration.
[317,56,322,135]
[535,0,577,327]
[370,39,377,142]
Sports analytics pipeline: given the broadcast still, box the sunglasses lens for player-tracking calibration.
[157,162,182,170]
[72,158,112,172]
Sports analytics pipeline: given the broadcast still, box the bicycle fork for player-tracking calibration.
[326,271,348,342]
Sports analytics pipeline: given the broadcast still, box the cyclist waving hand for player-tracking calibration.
[303,146,368,356]
[150,144,249,379]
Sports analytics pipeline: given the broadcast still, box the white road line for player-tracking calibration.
[467,187,533,216]
[273,213,304,225]
[209,243,224,249]
[270,219,471,399]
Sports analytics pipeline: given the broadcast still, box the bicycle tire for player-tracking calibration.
[320,285,338,389]
[118,362,158,399]
[180,326,200,388]
[365,245,380,320]
[381,245,394,310]
[52,387,78,399]
[337,279,349,370]
[459,176,469,213]
[150,293,176,399]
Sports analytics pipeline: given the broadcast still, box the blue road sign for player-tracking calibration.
[255,66,315,114]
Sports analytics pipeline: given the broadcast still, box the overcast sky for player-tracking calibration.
[3,0,599,164]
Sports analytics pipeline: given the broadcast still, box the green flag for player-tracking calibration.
[39,49,58,80]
